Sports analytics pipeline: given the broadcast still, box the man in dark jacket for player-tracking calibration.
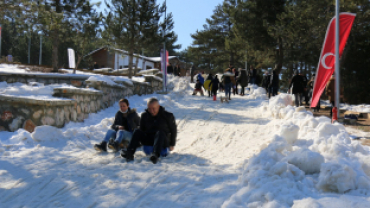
[231,66,239,95]
[289,71,305,107]
[211,75,220,98]
[94,99,140,152]
[123,98,177,164]
[237,68,248,95]
[249,65,257,84]
[269,70,279,98]
[262,71,270,93]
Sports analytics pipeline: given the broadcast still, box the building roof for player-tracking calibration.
[145,56,178,63]
[85,46,178,63]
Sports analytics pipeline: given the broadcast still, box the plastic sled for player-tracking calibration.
[143,146,169,157]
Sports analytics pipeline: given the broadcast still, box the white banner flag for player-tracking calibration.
[68,48,76,69]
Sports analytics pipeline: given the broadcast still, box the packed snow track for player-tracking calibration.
[1,77,370,208]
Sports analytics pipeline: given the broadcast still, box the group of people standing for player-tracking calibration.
[192,65,257,101]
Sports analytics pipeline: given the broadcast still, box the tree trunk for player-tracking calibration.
[275,37,284,75]
[74,55,82,74]
[52,28,59,72]
[134,55,139,76]
[128,50,134,79]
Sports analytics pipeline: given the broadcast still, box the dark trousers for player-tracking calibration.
[269,86,278,98]
[127,129,168,156]
[304,89,309,105]
[212,90,217,97]
[235,83,239,94]
[294,93,302,107]
[240,87,245,95]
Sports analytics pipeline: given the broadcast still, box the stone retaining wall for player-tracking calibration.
[0,72,163,132]
[53,88,103,123]
[0,72,89,88]
[144,76,163,92]
[0,95,76,132]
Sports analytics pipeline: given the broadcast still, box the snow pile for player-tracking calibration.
[171,76,193,96]
[132,76,145,83]
[341,104,370,113]
[0,64,28,73]
[246,85,268,100]
[86,75,118,86]
[223,94,370,207]
[0,82,77,100]
[143,75,163,82]
[258,93,294,119]
[109,76,134,86]
[137,68,160,75]
[31,126,65,142]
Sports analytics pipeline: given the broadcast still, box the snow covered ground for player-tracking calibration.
[1,76,370,207]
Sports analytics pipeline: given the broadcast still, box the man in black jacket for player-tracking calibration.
[289,71,305,107]
[122,98,177,164]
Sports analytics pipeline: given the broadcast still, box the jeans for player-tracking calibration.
[103,129,133,144]
[250,77,255,85]
[224,83,232,98]
[127,129,168,157]
[294,93,302,107]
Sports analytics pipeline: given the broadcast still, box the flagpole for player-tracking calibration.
[335,0,340,120]
[162,0,167,92]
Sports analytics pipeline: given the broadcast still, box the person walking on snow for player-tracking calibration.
[94,99,140,152]
[122,98,177,164]
[232,66,239,95]
[289,71,305,107]
[211,75,220,98]
[249,65,257,85]
[237,68,249,96]
[269,70,279,98]
[205,73,213,97]
[222,68,233,100]
[192,79,204,96]
[197,73,205,85]
[262,71,270,93]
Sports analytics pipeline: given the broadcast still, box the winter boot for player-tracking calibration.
[149,153,159,164]
[122,150,134,162]
[108,141,119,152]
[94,141,107,152]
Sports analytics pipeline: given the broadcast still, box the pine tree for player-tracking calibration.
[105,0,162,78]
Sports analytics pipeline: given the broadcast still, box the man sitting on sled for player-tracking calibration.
[121,98,177,164]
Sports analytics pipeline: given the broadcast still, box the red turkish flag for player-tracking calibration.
[311,13,356,108]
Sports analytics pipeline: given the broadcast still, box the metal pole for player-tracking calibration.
[28,32,31,64]
[162,0,167,92]
[39,33,42,65]
[335,0,340,120]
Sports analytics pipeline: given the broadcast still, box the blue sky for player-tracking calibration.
[92,0,224,51]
